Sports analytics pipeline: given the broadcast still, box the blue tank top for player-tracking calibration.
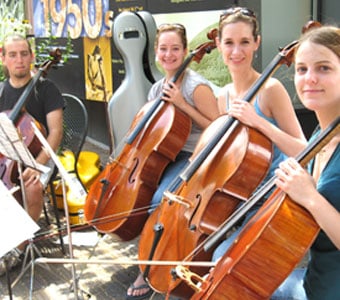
[253,97,286,187]
[304,131,340,299]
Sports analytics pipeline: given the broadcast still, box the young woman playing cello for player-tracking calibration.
[126,23,219,300]
[272,25,340,300]
[212,6,307,261]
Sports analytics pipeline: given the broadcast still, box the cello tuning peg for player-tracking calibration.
[302,20,322,33]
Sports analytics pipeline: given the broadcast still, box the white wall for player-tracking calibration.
[260,0,311,106]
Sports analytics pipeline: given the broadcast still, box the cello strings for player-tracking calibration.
[33,203,156,242]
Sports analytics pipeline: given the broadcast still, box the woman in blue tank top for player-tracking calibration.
[212,6,306,261]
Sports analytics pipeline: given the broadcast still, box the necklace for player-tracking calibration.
[319,145,330,156]
[319,136,339,156]
[313,136,338,180]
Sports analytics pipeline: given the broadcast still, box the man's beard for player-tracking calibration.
[14,71,29,79]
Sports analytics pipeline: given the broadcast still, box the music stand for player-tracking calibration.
[31,121,87,300]
[0,113,50,298]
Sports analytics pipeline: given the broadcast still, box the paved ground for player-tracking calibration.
[0,138,308,300]
[0,140,176,300]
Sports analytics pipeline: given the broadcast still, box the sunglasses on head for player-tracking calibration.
[220,7,256,23]
[157,23,186,35]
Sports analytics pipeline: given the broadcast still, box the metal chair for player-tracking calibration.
[59,93,89,188]
[44,93,89,252]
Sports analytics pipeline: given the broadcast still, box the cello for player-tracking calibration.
[84,30,217,241]
[0,49,61,203]
[137,21,321,298]
[138,119,273,298]
[177,116,340,300]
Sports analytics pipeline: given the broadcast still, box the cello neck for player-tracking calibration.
[170,50,197,83]
[9,69,44,123]
[297,117,340,165]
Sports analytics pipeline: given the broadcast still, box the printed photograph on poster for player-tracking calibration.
[153,10,230,94]
[84,37,113,102]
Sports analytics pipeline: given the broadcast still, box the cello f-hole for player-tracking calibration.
[128,157,139,184]
[93,178,110,219]
[143,223,164,279]
[0,163,6,178]
[188,194,202,231]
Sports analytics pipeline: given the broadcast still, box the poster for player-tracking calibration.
[33,0,113,101]
[84,37,112,101]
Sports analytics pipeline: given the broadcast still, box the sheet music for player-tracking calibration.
[0,113,49,174]
[0,180,40,257]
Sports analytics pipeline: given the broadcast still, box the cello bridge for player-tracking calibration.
[163,191,191,208]
[175,265,204,292]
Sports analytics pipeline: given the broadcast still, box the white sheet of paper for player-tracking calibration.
[0,113,50,174]
[0,181,40,257]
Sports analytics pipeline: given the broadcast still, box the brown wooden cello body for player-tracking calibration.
[188,190,319,300]
[138,117,273,297]
[182,117,339,300]
[84,101,191,240]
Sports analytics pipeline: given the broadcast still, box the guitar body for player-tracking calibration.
[108,11,161,155]
[50,149,101,225]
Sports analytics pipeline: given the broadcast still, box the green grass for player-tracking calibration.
[189,23,231,88]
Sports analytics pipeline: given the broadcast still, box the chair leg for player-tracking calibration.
[49,182,66,255]
[43,200,51,225]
